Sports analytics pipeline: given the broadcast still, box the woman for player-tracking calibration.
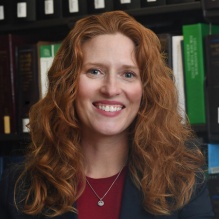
[0,11,214,219]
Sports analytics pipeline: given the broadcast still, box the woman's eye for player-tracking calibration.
[124,71,135,79]
[86,68,103,78]
[88,69,101,75]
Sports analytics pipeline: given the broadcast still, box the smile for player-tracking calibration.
[95,104,123,112]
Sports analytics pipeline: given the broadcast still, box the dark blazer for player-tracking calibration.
[0,166,214,219]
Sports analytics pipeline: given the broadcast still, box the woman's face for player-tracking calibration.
[75,33,142,137]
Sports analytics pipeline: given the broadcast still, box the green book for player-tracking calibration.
[39,42,61,98]
[182,23,219,125]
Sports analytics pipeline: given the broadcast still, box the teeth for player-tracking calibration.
[97,104,122,112]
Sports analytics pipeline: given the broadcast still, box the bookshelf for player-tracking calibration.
[0,1,209,151]
[0,2,203,34]
[0,1,219,218]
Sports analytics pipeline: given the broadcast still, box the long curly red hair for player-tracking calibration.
[15,10,205,217]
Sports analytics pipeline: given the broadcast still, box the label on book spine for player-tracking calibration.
[0,5,4,20]
[120,0,131,3]
[45,0,54,15]
[95,0,105,9]
[4,116,10,134]
[218,107,219,124]
[17,2,27,18]
[69,0,79,13]
[22,118,29,132]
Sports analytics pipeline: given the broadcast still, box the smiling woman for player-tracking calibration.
[0,10,214,219]
[76,33,142,137]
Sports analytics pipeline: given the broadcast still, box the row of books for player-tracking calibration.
[0,33,61,134]
[0,22,219,139]
[0,0,198,25]
[157,23,219,142]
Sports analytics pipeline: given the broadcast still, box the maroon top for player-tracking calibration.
[77,166,127,219]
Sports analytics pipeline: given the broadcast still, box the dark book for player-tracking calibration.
[13,0,39,22]
[114,0,141,10]
[0,0,13,25]
[202,0,219,10]
[16,44,39,133]
[204,35,219,86]
[0,156,3,180]
[87,0,114,14]
[204,35,219,142]
[157,33,172,68]
[38,0,63,20]
[62,0,87,17]
[0,34,38,134]
[141,0,166,7]
[205,86,219,142]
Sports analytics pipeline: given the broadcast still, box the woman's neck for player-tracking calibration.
[81,133,129,178]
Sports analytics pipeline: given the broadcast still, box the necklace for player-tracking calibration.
[86,166,124,207]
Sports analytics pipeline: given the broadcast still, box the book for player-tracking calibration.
[205,85,219,141]
[38,0,63,20]
[62,0,87,17]
[13,0,38,22]
[114,0,141,10]
[0,34,37,134]
[204,34,219,142]
[0,156,3,181]
[157,33,173,68]
[202,0,219,10]
[208,144,219,174]
[38,42,61,99]
[204,34,219,86]
[182,23,219,125]
[16,43,39,133]
[0,0,13,25]
[87,0,114,14]
[172,35,186,123]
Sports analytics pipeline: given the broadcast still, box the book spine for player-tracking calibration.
[182,23,209,125]
[172,35,186,123]
[39,42,61,99]
[208,144,219,174]
[16,44,39,133]
[0,35,17,134]
[62,0,87,17]
[183,23,219,125]
[157,33,173,69]
[38,0,63,20]
[204,35,219,142]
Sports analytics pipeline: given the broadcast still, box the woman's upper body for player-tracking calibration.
[0,10,214,219]
[0,164,214,219]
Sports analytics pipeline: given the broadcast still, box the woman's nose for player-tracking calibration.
[100,74,122,97]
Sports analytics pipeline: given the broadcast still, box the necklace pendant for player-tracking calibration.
[98,200,104,206]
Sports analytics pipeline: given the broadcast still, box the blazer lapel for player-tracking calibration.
[119,172,154,219]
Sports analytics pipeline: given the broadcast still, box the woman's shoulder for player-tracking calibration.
[178,174,214,218]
